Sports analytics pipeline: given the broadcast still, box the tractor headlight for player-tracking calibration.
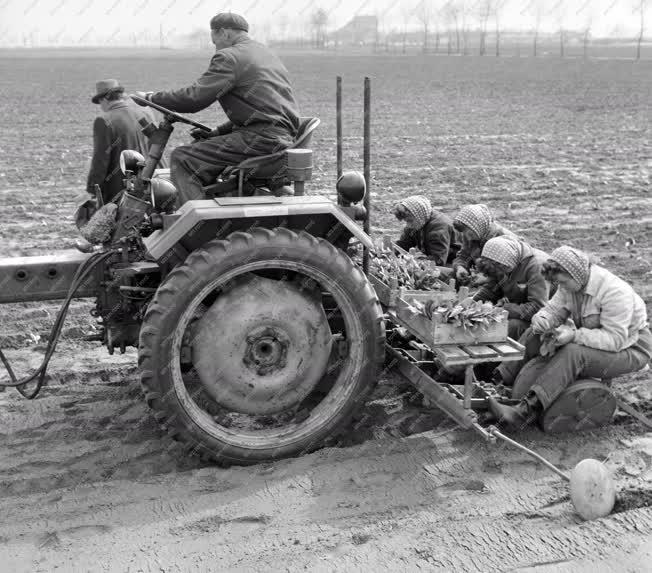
[336,170,366,205]
[120,149,145,174]
[150,177,178,214]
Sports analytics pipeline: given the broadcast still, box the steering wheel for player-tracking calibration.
[130,94,212,133]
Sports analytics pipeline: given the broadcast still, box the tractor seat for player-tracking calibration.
[203,117,320,197]
[233,116,320,179]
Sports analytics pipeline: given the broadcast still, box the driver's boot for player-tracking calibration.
[488,392,542,429]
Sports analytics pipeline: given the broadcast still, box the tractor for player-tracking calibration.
[0,96,385,465]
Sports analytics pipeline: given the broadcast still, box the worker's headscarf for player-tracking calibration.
[548,246,591,286]
[454,204,494,241]
[395,195,432,230]
[481,236,522,271]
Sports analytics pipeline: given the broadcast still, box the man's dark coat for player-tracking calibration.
[87,99,166,203]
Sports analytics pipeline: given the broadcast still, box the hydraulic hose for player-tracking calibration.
[0,250,114,399]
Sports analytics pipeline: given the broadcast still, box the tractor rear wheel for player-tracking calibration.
[139,228,384,465]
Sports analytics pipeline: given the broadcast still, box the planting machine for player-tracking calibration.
[0,81,627,519]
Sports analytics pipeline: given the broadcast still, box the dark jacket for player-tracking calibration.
[396,211,460,265]
[150,37,300,138]
[87,99,164,203]
[473,242,549,322]
[452,222,517,272]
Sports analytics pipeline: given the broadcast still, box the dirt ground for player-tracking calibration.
[0,50,651,571]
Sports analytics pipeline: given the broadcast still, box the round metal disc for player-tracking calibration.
[542,380,616,433]
[192,274,333,415]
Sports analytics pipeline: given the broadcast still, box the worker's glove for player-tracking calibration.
[455,266,471,287]
[408,247,427,260]
[470,270,491,286]
[553,319,576,347]
[190,127,219,141]
[456,266,470,280]
[132,91,153,106]
[530,313,550,334]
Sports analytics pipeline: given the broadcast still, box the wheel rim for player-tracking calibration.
[192,274,333,415]
[171,259,366,451]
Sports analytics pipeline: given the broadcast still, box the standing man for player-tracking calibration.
[87,79,164,205]
[135,12,301,205]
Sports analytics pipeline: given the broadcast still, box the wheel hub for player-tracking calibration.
[243,326,289,375]
[192,275,333,415]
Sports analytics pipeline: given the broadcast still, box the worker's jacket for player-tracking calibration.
[533,264,651,357]
[473,242,549,322]
[395,211,460,266]
[452,222,517,272]
[87,99,164,203]
[150,37,300,138]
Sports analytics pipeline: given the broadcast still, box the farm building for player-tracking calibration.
[331,15,379,46]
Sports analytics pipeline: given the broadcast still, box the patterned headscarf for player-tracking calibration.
[396,195,432,229]
[481,236,522,270]
[454,204,494,240]
[549,246,591,286]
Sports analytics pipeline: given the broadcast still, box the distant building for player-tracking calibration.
[331,15,378,46]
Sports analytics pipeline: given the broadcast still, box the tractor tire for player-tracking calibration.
[139,228,384,465]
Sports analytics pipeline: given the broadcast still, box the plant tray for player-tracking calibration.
[391,298,509,346]
[369,273,456,308]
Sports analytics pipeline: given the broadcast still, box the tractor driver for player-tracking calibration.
[135,12,300,206]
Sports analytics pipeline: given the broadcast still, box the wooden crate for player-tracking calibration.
[392,299,509,346]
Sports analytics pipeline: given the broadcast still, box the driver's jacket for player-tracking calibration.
[150,37,300,138]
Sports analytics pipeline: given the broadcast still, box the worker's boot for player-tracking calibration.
[488,392,541,429]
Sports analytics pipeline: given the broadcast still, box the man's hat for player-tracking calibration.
[210,12,249,32]
[92,79,124,104]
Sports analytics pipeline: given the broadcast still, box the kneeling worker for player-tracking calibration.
[452,204,516,285]
[393,195,460,266]
[489,246,651,427]
[474,236,549,340]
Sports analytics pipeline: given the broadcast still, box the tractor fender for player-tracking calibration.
[142,195,373,262]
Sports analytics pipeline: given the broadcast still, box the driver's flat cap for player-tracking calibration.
[210,13,249,32]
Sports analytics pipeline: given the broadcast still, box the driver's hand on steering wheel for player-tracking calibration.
[132,91,153,105]
[190,127,219,140]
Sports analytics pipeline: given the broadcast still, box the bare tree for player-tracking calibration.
[577,2,595,59]
[554,1,567,58]
[415,0,435,53]
[582,22,592,60]
[310,7,328,49]
[528,0,544,57]
[460,0,471,55]
[635,0,650,60]
[494,0,506,57]
[478,0,492,56]
[442,0,461,53]
[400,1,414,54]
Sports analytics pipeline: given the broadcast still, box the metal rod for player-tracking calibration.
[463,365,474,409]
[336,76,342,180]
[362,77,371,275]
[489,427,570,482]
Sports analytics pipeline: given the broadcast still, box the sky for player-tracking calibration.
[0,0,648,47]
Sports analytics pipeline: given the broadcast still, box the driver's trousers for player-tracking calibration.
[170,127,294,206]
